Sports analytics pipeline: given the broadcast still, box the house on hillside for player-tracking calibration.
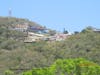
[13,23,29,32]
[93,28,100,33]
[48,33,71,41]
[55,33,71,41]
[27,26,46,33]
[24,32,45,42]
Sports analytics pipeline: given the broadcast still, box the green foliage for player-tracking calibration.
[0,17,44,75]
[4,70,14,75]
[23,58,100,75]
[81,26,94,33]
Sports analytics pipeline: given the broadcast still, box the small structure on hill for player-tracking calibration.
[13,23,29,32]
[24,32,45,42]
[47,33,71,41]
[93,28,100,33]
[28,26,46,33]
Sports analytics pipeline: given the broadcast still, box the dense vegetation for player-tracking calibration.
[0,17,100,75]
[23,58,100,75]
[0,17,43,75]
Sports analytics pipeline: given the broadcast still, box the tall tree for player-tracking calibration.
[63,28,68,34]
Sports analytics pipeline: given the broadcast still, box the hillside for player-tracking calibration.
[0,17,46,75]
[0,17,100,75]
[0,31,100,75]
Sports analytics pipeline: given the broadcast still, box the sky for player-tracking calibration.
[0,0,100,33]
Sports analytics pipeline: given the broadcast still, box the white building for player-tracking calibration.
[48,33,71,41]
[14,23,29,32]
[24,32,45,42]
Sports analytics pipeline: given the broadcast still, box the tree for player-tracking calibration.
[74,31,79,34]
[63,28,68,34]
[81,26,94,33]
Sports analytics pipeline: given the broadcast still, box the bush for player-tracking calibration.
[22,58,100,75]
[4,70,14,75]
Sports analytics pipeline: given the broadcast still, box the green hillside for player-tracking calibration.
[0,17,100,75]
[0,17,45,75]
